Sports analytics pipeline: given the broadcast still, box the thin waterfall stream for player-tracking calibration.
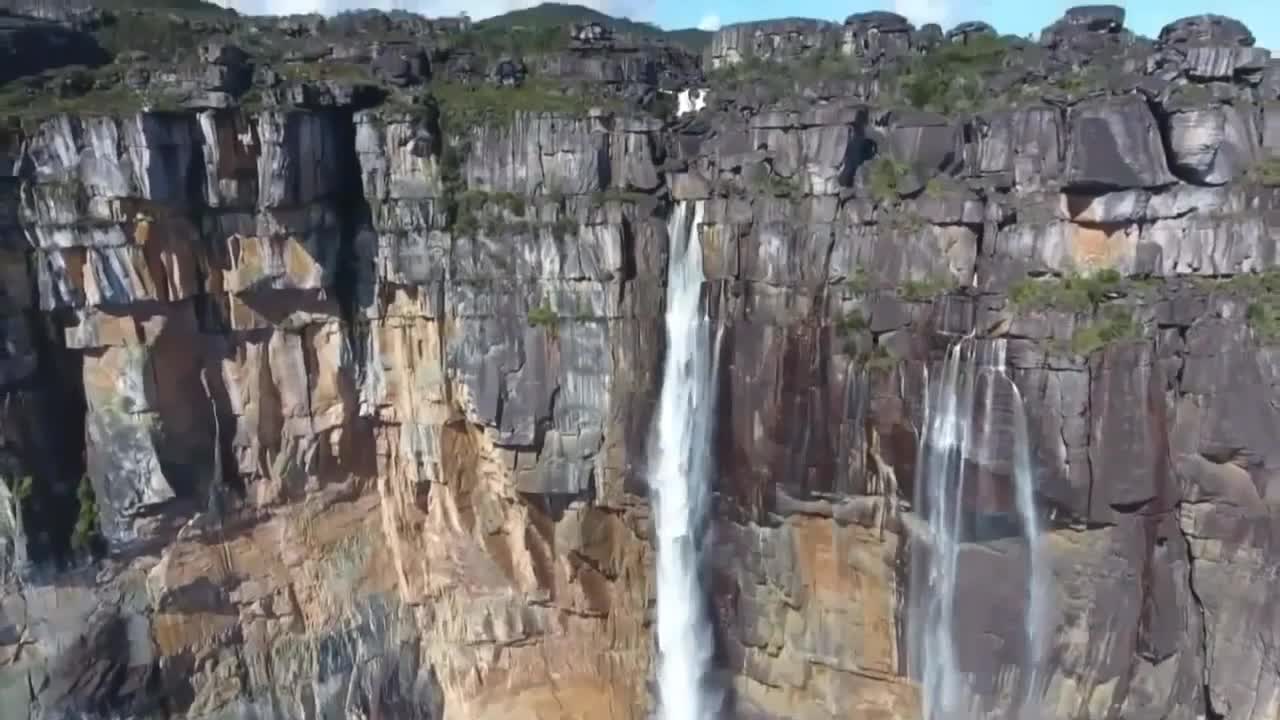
[908,337,1048,719]
[649,200,721,720]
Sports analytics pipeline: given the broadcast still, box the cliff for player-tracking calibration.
[0,3,1279,719]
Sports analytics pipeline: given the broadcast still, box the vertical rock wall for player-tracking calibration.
[3,5,1280,720]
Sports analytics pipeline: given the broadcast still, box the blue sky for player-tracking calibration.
[660,1,1280,50]
[224,0,1279,51]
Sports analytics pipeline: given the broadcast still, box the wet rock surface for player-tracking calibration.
[0,3,1279,720]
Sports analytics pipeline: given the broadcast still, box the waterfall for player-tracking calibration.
[908,338,1047,719]
[649,200,720,720]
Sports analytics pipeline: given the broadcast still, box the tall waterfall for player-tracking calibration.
[908,338,1047,719]
[649,200,720,720]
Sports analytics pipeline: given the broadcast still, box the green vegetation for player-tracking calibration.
[1069,304,1140,356]
[1006,270,1145,355]
[1008,269,1125,313]
[833,307,895,371]
[1248,157,1280,187]
[895,34,1012,114]
[704,56,792,98]
[71,476,100,554]
[835,309,868,354]
[0,66,181,121]
[15,476,32,502]
[447,24,573,60]
[859,345,899,372]
[475,2,712,52]
[592,188,650,205]
[846,266,873,295]
[92,11,222,63]
[705,45,863,100]
[751,167,801,198]
[277,61,375,84]
[93,0,231,10]
[2,475,33,506]
[433,79,610,130]
[1246,301,1280,344]
[453,190,580,241]
[1199,270,1280,344]
[1050,65,1107,97]
[868,156,911,203]
[898,274,955,302]
[527,302,558,327]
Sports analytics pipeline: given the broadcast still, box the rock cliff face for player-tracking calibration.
[2,4,1280,719]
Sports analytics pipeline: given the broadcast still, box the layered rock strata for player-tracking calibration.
[1,5,1280,720]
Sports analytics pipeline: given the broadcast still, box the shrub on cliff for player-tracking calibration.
[527,302,558,327]
[71,475,100,554]
[868,156,911,203]
[1070,304,1140,355]
[1248,157,1280,187]
[91,10,210,62]
[897,34,1011,114]
[433,79,605,129]
[1009,269,1124,313]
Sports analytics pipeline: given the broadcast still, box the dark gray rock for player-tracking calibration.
[1263,103,1280,158]
[914,23,944,50]
[706,18,834,68]
[842,11,911,31]
[882,110,962,178]
[842,11,914,58]
[1064,5,1126,32]
[198,40,248,67]
[1260,61,1280,101]
[1088,341,1174,521]
[372,42,430,87]
[1064,96,1177,189]
[570,21,612,46]
[1160,96,1259,185]
[1159,14,1256,47]
[0,12,108,84]
[946,21,995,43]
[489,57,527,87]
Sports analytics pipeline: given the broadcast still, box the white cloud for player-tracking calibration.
[214,0,650,22]
[696,13,721,31]
[893,0,951,28]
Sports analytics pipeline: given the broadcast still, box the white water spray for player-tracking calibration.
[908,337,1047,719]
[649,200,720,720]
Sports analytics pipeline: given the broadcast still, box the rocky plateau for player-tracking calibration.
[1,2,1280,719]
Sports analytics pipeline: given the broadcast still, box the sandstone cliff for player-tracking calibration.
[1,4,1279,719]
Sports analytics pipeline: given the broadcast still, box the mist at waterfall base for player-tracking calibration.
[907,338,1049,719]
[646,199,721,720]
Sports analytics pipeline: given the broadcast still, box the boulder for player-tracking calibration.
[882,110,963,177]
[0,13,109,84]
[489,57,527,88]
[198,40,248,67]
[946,21,996,43]
[706,19,834,69]
[372,42,430,87]
[1159,14,1256,47]
[1064,5,1126,32]
[1264,103,1280,159]
[843,11,912,31]
[1064,96,1177,189]
[570,21,612,45]
[843,11,914,58]
[914,23,944,50]
[1161,96,1259,185]
[1264,60,1280,101]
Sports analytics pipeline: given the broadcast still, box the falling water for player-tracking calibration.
[908,338,1047,719]
[649,200,720,720]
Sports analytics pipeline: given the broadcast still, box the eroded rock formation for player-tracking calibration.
[1,3,1279,719]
